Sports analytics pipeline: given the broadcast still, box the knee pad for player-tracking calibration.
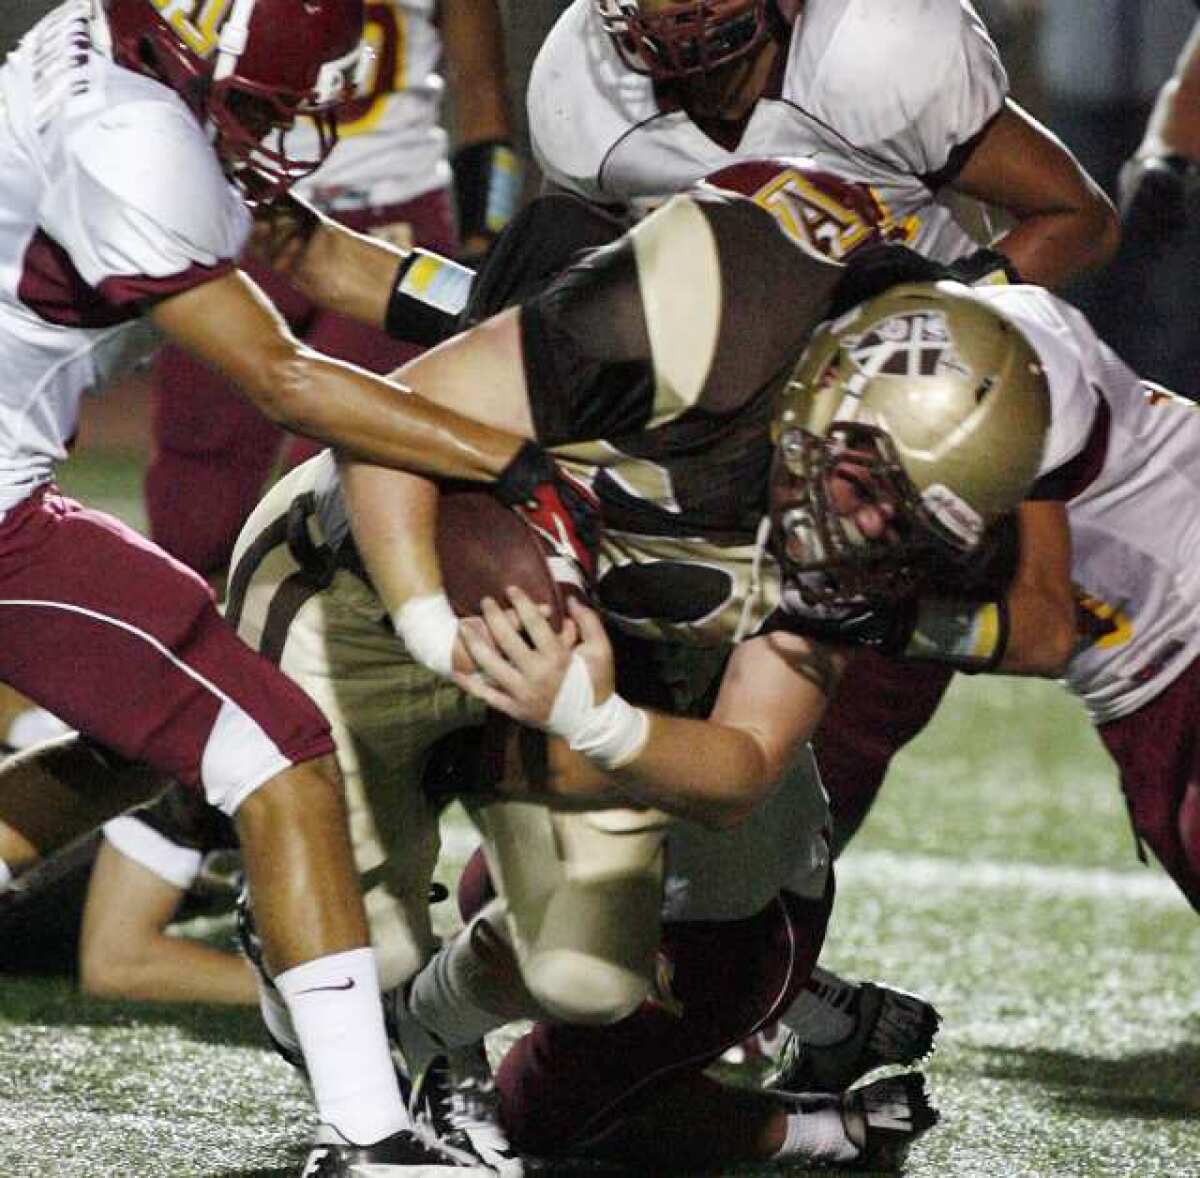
[475,802,670,1024]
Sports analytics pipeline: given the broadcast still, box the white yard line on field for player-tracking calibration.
[836,848,1183,905]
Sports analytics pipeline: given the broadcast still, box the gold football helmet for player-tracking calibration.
[770,282,1051,605]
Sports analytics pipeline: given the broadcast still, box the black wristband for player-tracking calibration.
[383,248,475,345]
[452,139,523,243]
[948,246,1023,286]
[494,441,555,506]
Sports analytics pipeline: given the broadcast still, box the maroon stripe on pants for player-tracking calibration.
[0,487,332,789]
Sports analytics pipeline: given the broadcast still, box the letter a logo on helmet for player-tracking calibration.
[103,0,370,201]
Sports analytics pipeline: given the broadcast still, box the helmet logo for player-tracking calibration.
[150,0,235,58]
[842,311,969,381]
[921,483,983,549]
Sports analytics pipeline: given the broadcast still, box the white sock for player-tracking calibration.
[257,973,303,1063]
[5,707,71,750]
[409,902,545,1051]
[773,1095,859,1164]
[0,858,11,892]
[781,965,858,1046]
[275,947,407,1145]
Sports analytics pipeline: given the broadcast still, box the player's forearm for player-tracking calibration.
[1139,24,1200,160]
[249,349,524,482]
[601,711,780,829]
[992,200,1118,288]
[441,0,513,146]
[252,196,472,341]
[339,460,443,613]
[282,213,403,329]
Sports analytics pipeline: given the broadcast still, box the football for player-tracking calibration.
[436,488,567,627]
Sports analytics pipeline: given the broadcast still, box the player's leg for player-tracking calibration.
[813,648,956,855]
[0,734,162,879]
[1099,660,1200,911]
[227,460,511,1172]
[145,341,287,579]
[0,487,457,1170]
[493,889,938,1171]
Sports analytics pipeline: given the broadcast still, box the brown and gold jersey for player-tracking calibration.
[519,190,842,645]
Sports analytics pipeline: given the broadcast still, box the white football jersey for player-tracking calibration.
[289,0,449,212]
[970,284,1200,724]
[0,1,249,516]
[528,0,1007,262]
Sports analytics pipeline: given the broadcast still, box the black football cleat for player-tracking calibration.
[767,979,941,1094]
[297,1121,495,1176]
[841,1071,940,1172]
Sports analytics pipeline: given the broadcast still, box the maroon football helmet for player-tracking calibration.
[700,158,917,261]
[594,0,771,80]
[103,0,369,201]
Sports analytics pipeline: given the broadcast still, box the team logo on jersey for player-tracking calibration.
[751,168,917,261]
[151,0,235,58]
[842,311,969,384]
[1073,588,1132,651]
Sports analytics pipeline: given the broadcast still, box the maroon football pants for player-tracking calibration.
[1099,657,1200,911]
[456,848,830,1155]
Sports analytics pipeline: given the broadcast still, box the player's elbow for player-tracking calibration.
[1084,189,1122,269]
[241,347,326,434]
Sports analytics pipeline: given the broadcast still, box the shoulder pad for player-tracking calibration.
[788,0,1006,169]
[48,88,248,287]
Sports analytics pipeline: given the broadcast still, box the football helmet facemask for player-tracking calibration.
[770,283,1050,608]
[594,0,771,80]
[102,0,371,201]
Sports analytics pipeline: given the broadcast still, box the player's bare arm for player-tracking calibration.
[335,307,539,655]
[993,500,1076,677]
[456,588,839,829]
[950,100,1119,288]
[249,193,405,328]
[149,268,521,480]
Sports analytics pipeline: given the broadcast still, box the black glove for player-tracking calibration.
[947,246,1023,286]
[495,441,602,583]
[1118,154,1199,251]
[759,595,917,654]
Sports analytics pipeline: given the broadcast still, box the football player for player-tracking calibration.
[144,0,523,582]
[0,2,567,1173]
[522,0,1122,1074]
[253,172,1058,1166]
[529,0,1117,288]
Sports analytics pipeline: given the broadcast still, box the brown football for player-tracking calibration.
[436,489,566,627]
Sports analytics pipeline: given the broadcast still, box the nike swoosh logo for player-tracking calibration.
[295,977,356,995]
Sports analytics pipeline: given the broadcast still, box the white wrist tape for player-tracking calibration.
[391,592,458,677]
[547,652,649,771]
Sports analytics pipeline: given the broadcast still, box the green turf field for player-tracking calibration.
[1,453,1196,1177]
